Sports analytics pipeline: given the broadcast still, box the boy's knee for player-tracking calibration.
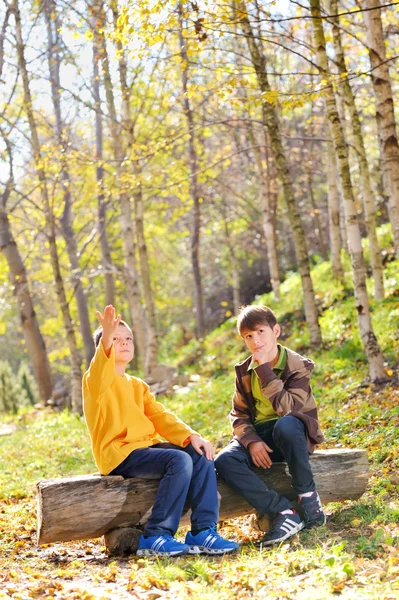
[273,416,303,442]
[215,448,238,474]
[169,451,193,477]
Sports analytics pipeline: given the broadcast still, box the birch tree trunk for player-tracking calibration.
[327,147,344,280]
[0,134,53,403]
[13,0,82,412]
[91,9,115,307]
[364,0,399,252]
[44,1,94,367]
[111,2,158,375]
[310,0,386,381]
[330,0,384,299]
[94,0,147,365]
[245,116,280,300]
[178,7,205,339]
[237,0,322,345]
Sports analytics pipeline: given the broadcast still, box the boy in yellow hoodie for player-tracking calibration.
[83,305,238,557]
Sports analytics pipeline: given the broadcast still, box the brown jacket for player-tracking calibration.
[230,346,324,453]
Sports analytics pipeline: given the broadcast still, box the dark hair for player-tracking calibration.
[237,305,278,335]
[93,320,132,347]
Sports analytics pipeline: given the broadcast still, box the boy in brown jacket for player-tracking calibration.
[215,305,326,545]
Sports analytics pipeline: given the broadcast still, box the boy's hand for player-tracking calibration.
[96,305,121,354]
[189,434,214,460]
[252,348,276,366]
[248,441,273,469]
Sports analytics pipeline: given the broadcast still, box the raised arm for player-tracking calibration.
[96,305,121,356]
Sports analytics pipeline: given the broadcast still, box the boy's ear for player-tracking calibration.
[274,324,281,339]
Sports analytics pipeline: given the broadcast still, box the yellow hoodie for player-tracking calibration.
[83,342,196,475]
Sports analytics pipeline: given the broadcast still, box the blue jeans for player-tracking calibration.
[215,416,316,518]
[110,443,218,537]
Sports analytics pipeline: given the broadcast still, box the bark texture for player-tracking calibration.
[310,0,386,381]
[364,0,399,252]
[37,448,368,545]
[327,147,344,280]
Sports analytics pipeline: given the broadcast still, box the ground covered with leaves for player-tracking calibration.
[1,251,399,599]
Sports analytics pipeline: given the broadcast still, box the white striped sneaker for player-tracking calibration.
[136,534,189,556]
[262,510,305,546]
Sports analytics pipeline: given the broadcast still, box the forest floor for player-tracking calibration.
[1,251,399,599]
[0,375,398,600]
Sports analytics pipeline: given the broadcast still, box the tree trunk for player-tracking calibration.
[310,0,386,381]
[330,0,384,299]
[13,0,82,412]
[91,8,115,307]
[45,1,94,367]
[36,448,368,545]
[221,196,241,313]
[246,116,281,300]
[110,2,158,375]
[237,0,322,345]
[327,146,344,280]
[178,7,205,339]
[0,157,53,402]
[364,0,399,252]
[94,0,147,365]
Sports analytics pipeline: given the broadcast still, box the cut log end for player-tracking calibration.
[104,527,142,556]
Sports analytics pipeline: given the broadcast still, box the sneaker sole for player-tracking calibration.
[262,521,305,546]
[187,545,238,555]
[137,549,187,556]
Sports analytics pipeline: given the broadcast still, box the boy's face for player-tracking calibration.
[241,323,280,362]
[113,324,134,364]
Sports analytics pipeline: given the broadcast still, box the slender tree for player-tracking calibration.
[236,0,322,345]
[364,0,399,252]
[91,5,116,307]
[93,0,148,366]
[326,145,344,280]
[44,0,94,366]
[111,1,159,375]
[330,0,384,299]
[178,4,205,338]
[13,0,83,411]
[310,0,386,381]
[0,128,53,402]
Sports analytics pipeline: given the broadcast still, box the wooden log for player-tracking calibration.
[37,448,368,546]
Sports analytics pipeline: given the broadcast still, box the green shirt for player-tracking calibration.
[248,344,288,424]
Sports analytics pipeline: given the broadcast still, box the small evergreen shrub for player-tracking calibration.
[18,362,39,406]
[0,361,29,414]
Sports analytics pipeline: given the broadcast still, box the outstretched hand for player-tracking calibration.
[96,305,121,352]
[189,434,214,461]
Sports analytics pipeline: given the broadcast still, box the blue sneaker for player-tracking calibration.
[137,534,189,556]
[185,527,239,555]
[262,510,304,546]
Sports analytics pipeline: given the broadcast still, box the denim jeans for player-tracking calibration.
[110,443,218,537]
[215,416,316,518]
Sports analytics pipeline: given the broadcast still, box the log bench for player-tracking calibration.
[36,448,368,555]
